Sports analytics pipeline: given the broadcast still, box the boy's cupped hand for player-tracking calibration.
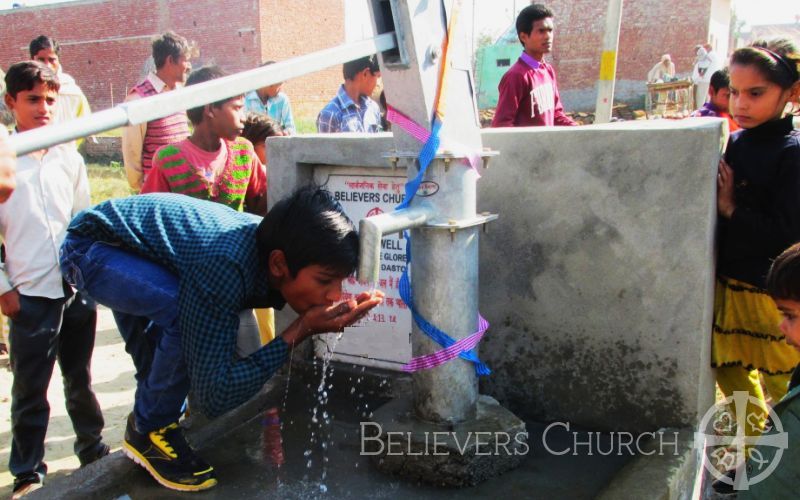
[284,290,386,346]
[302,290,385,336]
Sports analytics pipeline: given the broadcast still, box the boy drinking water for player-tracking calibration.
[1,61,107,498]
[59,187,383,492]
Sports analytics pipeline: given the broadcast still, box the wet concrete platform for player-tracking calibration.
[32,362,689,499]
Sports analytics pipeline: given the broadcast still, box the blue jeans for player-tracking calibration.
[60,234,188,433]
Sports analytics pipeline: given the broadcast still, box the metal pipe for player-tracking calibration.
[10,107,130,158]
[8,32,398,156]
[357,205,434,284]
[411,226,480,422]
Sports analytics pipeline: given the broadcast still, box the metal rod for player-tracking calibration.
[8,32,398,156]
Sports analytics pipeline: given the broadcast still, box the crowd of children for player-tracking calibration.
[0,31,384,497]
[0,3,799,498]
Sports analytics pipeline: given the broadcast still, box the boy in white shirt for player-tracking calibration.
[1,61,107,499]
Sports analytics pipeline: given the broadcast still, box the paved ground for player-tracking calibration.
[0,308,714,499]
[0,307,134,497]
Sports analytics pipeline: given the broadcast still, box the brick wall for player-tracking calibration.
[0,0,344,123]
[548,0,727,109]
[258,0,345,122]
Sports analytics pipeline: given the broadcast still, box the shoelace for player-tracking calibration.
[149,423,185,459]
[162,424,213,472]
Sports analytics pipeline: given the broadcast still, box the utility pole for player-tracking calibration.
[594,0,623,124]
[471,0,476,70]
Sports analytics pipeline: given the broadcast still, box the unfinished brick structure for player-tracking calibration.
[0,0,345,123]
[550,0,731,108]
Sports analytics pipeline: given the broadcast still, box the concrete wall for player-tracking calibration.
[478,119,720,432]
[268,119,722,432]
[709,0,732,57]
[475,44,519,110]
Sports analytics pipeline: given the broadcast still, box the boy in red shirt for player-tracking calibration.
[690,68,739,132]
[492,4,576,127]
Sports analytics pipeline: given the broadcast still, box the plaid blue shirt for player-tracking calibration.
[244,90,296,134]
[67,193,289,417]
[316,85,382,133]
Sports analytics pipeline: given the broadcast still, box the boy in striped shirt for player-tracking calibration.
[142,66,267,215]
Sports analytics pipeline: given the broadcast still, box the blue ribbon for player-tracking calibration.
[396,119,442,210]
[392,115,490,376]
[398,230,490,376]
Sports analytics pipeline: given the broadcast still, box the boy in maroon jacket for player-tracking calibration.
[492,4,576,128]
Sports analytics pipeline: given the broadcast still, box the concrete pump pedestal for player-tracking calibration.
[365,395,527,487]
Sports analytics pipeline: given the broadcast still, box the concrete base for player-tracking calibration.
[365,394,526,487]
[597,429,699,500]
[31,362,696,498]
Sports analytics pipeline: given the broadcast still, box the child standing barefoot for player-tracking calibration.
[714,38,800,438]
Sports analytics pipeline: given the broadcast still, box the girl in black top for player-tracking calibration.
[713,37,800,446]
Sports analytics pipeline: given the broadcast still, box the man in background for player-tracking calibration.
[122,31,194,191]
[29,35,91,147]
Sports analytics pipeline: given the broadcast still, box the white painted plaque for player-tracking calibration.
[314,173,412,368]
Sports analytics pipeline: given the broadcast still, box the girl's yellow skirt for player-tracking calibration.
[712,276,800,375]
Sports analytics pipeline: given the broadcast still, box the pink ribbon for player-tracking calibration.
[386,104,482,177]
[386,105,430,143]
[402,315,489,372]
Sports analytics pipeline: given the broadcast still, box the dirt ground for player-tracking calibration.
[0,306,134,497]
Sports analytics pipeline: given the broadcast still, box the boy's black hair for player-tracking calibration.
[152,31,195,69]
[343,55,380,81]
[731,38,800,90]
[4,60,60,99]
[29,35,60,57]
[185,66,233,125]
[241,112,283,146]
[516,3,554,46]
[709,68,730,93]
[767,243,800,301]
[256,186,359,277]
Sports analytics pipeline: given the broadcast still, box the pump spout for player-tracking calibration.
[357,206,434,284]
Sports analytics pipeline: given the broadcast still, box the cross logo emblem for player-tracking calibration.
[694,391,789,490]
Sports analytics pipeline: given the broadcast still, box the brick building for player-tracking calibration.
[0,0,345,124]
[477,0,731,110]
[738,21,800,49]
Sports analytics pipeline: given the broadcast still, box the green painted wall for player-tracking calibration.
[475,44,520,110]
